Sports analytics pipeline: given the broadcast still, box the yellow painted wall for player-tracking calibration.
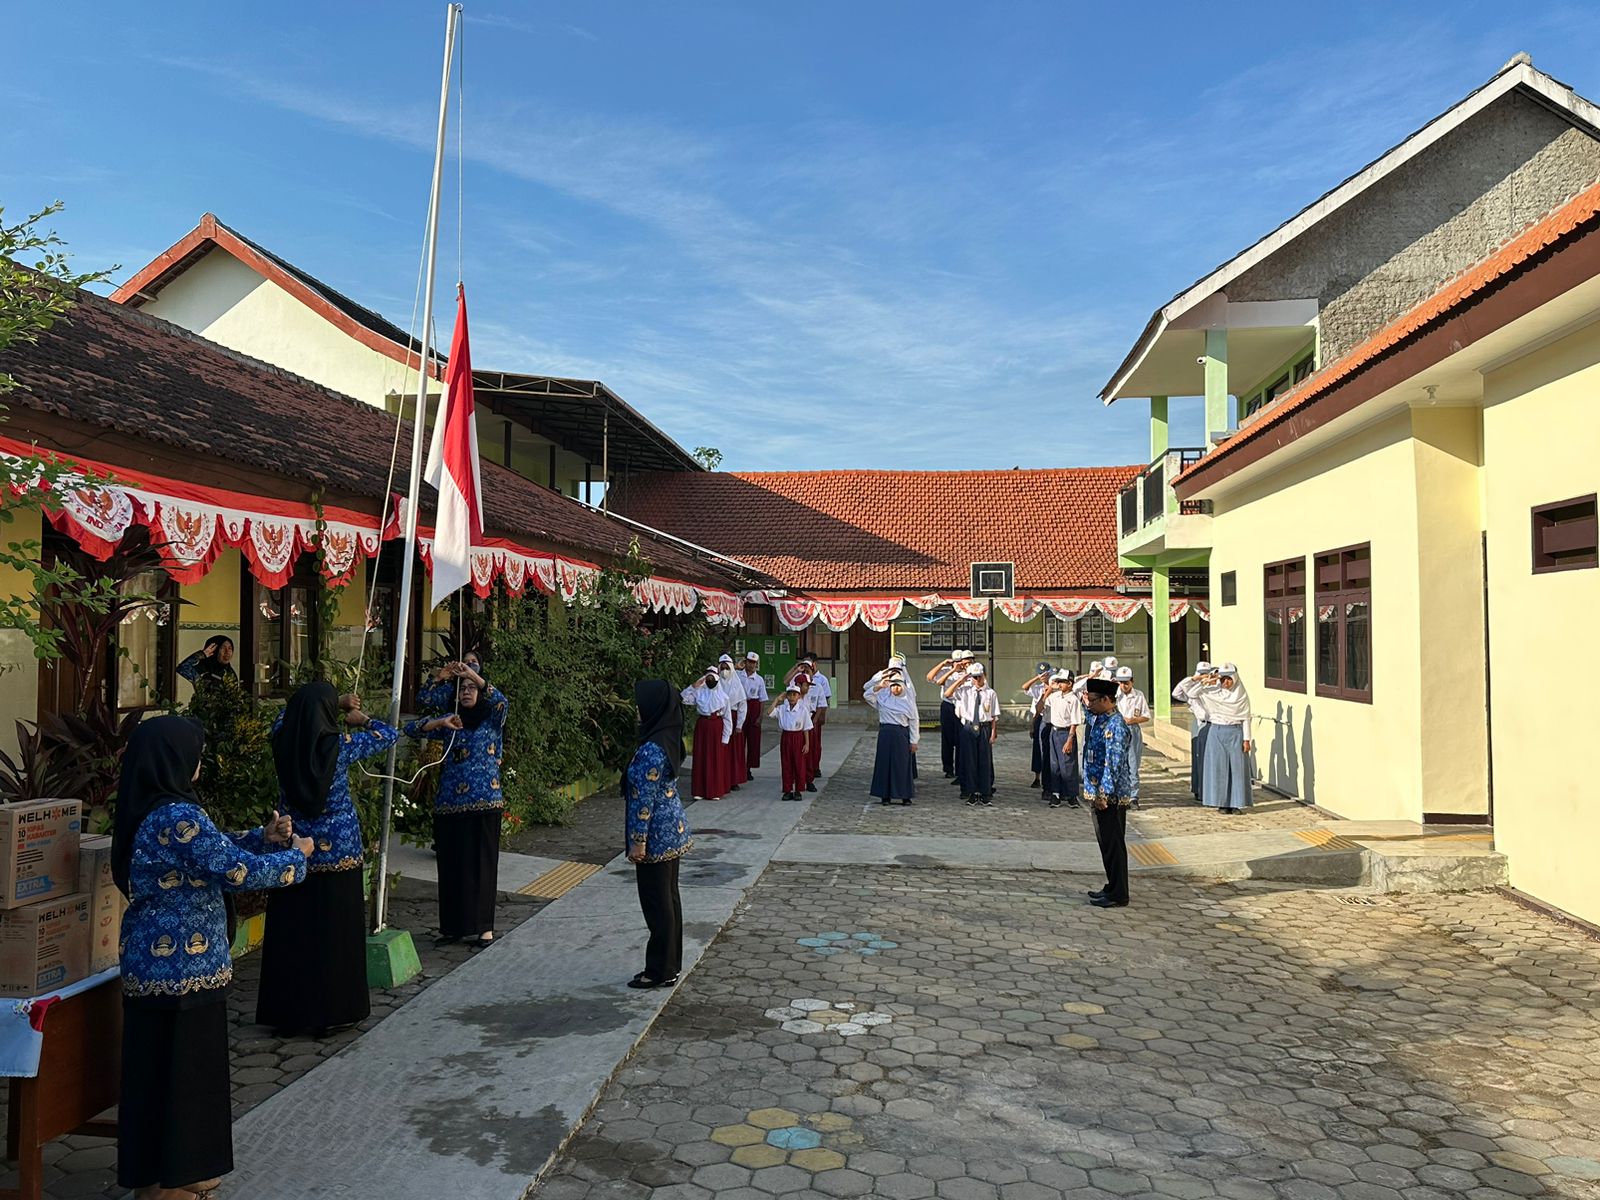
[0,509,41,755]
[174,551,242,702]
[1482,325,1600,925]
[1209,409,1484,825]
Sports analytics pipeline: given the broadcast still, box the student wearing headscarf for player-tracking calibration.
[719,658,749,792]
[406,661,508,949]
[256,681,398,1035]
[681,666,734,801]
[865,665,919,806]
[1199,663,1253,813]
[625,680,693,989]
[1020,661,1053,788]
[1172,662,1214,801]
[416,649,485,713]
[113,716,311,1200]
[176,635,238,691]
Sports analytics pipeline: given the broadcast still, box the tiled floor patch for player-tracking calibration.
[795,930,899,955]
[763,997,896,1036]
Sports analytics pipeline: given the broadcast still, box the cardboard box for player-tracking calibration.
[0,800,83,910]
[77,834,124,975]
[0,894,90,997]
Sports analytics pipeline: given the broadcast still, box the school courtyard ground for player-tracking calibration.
[17,728,1600,1199]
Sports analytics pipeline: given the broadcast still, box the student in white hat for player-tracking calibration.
[1073,660,1105,695]
[944,661,999,805]
[1019,661,1054,789]
[1114,666,1152,805]
[766,682,812,801]
[738,652,769,774]
[927,649,971,779]
[1199,663,1252,813]
[865,665,918,805]
[1172,662,1215,801]
[1039,669,1082,809]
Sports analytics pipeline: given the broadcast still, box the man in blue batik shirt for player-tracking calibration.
[1082,677,1133,908]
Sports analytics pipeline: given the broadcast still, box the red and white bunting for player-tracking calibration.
[763,593,1210,632]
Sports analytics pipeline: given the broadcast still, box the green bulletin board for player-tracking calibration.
[732,633,798,696]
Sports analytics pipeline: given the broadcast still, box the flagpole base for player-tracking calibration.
[366,928,422,988]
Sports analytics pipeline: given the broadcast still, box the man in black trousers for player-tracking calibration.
[1081,678,1134,908]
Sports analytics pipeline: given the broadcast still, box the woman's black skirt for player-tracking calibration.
[869,724,917,801]
[256,867,370,1033]
[435,808,503,938]
[119,995,232,1189]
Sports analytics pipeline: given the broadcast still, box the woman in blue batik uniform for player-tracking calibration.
[113,715,312,1200]
[624,680,693,989]
[256,681,398,1035]
[415,649,485,713]
[406,661,507,949]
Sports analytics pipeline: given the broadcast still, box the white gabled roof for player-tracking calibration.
[1099,55,1600,403]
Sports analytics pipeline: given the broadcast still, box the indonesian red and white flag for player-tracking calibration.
[423,285,484,606]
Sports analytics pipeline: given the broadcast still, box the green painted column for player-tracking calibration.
[1151,563,1171,719]
[1204,329,1229,447]
[1149,395,1169,461]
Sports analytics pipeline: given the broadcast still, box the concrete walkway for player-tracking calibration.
[226,731,864,1200]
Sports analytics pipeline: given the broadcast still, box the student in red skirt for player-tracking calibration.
[767,682,813,800]
[718,658,749,791]
[681,666,734,800]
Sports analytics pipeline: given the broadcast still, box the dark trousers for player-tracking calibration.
[119,997,232,1190]
[940,700,958,775]
[1094,804,1130,903]
[1045,726,1080,799]
[635,858,683,980]
[1030,714,1044,774]
[957,723,994,797]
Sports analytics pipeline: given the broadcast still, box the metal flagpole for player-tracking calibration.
[373,2,461,934]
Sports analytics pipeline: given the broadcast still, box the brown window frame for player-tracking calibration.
[1531,494,1598,574]
[1262,557,1307,693]
[242,554,324,699]
[1314,543,1372,704]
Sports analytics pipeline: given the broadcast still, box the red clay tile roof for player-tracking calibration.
[608,468,1142,594]
[0,287,754,591]
[1176,177,1600,485]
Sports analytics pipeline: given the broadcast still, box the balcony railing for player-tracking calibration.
[1116,446,1213,538]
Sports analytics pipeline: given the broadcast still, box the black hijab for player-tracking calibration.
[195,635,238,681]
[634,679,684,778]
[272,680,342,819]
[112,715,206,896]
[456,679,493,730]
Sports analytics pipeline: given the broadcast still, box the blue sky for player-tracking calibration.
[6,2,1599,470]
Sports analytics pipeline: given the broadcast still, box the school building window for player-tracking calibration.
[1531,494,1597,573]
[1077,611,1115,654]
[801,628,839,660]
[1219,571,1237,606]
[1314,544,1372,703]
[1263,558,1307,693]
[919,611,988,654]
[1043,611,1072,654]
[246,556,321,698]
[115,569,179,712]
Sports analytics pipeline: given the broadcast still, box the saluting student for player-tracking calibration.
[1020,661,1052,788]
[807,656,834,780]
[1172,662,1214,801]
[1114,666,1152,806]
[1082,678,1134,908]
[739,652,769,772]
[865,665,919,806]
[1073,660,1105,694]
[792,673,820,791]
[1039,669,1082,809]
[719,658,749,791]
[946,662,999,806]
[768,682,812,801]
[1199,663,1253,814]
[681,666,734,801]
[927,649,971,779]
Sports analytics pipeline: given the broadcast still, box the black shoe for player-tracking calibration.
[627,973,677,989]
[1067,798,1082,809]
[880,797,892,805]
[1087,888,1107,899]
[1049,799,1061,809]
[806,783,818,792]
[943,771,955,779]
[901,799,914,806]
[1090,896,1128,908]
[963,795,976,806]
[980,796,993,807]
[1031,776,1041,788]
[730,784,740,791]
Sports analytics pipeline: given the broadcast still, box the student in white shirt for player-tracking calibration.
[927,649,971,780]
[739,652,769,775]
[865,666,919,806]
[807,657,833,779]
[1114,667,1152,805]
[767,682,813,801]
[1172,661,1214,801]
[1199,663,1252,813]
[1073,660,1105,694]
[680,666,734,801]
[1039,670,1083,809]
[791,673,819,792]
[944,662,999,806]
[1020,661,1053,789]
[719,662,748,792]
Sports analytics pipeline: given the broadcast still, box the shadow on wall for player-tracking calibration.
[1261,701,1316,805]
